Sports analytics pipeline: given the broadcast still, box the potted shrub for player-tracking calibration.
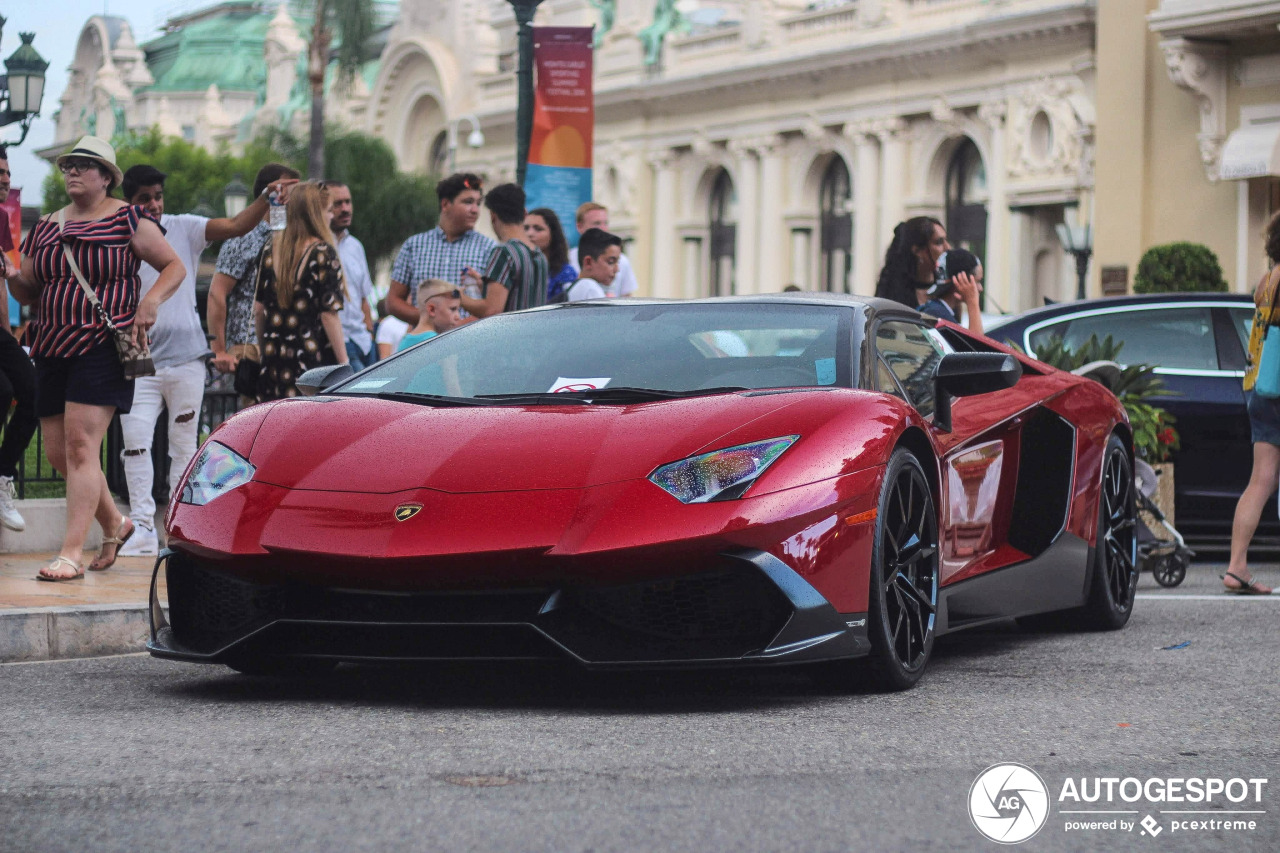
[1134,242,1228,293]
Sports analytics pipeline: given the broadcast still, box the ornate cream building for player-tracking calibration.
[46,1,1280,305]
[40,2,395,163]
[371,0,1100,311]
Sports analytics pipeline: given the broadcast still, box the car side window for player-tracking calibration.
[1027,307,1219,370]
[1229,306,1253,356]
[876,320,943,417]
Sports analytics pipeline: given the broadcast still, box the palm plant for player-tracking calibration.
[306,0,374,179]
[1017,334,1181,462]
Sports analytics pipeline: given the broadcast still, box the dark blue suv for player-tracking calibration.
[987,293,1271,550]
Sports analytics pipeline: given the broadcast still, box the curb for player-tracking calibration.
[0,603,157,663]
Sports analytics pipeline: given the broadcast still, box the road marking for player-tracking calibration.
[1136,594,1280,601]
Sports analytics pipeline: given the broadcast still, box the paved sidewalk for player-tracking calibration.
[0,552,164,663]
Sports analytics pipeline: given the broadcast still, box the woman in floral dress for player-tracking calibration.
[253,182,349,400]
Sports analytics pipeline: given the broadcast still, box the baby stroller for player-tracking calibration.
[1133,459,1194,587]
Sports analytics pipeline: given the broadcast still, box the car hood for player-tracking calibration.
[246,393,815,493]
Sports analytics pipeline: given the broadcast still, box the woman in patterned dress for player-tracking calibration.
[1,136,184,581]
[254,182,349,400]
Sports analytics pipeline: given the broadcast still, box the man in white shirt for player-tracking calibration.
[570,202,638,297]
[117,164,294,555]
[325,181,376,369]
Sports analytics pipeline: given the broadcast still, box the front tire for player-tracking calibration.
[866,448,940,690]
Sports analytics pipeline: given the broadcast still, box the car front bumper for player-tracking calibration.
[147,547,869,670]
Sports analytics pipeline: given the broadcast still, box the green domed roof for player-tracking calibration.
[142,2,272,95]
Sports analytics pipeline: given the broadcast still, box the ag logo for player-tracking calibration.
[394,503,423,522]
[968,763,1050,844]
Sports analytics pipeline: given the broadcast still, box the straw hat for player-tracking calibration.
[55,135,124,189]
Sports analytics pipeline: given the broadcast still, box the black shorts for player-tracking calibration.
[34,342,135,418]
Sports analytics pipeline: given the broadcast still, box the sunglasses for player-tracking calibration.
[59,158,101,175]
[425,289,462,302]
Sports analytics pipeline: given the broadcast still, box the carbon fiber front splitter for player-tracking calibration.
[147,547,869,670]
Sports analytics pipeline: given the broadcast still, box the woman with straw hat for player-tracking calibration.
[0,135,184,581]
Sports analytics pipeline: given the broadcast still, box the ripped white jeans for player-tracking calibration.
[120,358,206,526]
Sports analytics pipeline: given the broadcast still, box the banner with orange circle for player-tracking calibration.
[527,27,594,249]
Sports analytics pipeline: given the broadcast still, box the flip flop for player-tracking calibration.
[1221,571,1272,595]
[36,555,84,582]
[88,518,135,572]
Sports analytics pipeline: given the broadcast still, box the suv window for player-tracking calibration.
[876,320,944,417]
[1027,306,1219,370]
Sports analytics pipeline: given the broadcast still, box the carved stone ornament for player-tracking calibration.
[1007,80,1086,181]
[1161,38,1227,181]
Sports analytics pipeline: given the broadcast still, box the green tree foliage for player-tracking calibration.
[321,129,437,274]
[1133,241,1228,293]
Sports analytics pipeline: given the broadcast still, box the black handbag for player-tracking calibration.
[233,355,261,398]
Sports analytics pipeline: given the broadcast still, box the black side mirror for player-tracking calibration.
[297,363,355,397]
[933,352,1022,432]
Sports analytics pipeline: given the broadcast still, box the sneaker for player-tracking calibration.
[0,475,25,532]
[119,523,159,557]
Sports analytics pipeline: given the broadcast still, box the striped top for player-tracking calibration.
[19,204,155,358]
[483,239,548,313]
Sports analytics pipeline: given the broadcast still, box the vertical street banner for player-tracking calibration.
[1,188,20,328]
[526,26,593,248]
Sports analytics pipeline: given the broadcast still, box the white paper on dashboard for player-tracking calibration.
[548,377,612,393]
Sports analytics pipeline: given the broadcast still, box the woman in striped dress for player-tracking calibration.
[1,136,184,581]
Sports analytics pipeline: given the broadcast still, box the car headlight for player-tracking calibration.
[179,442,256,506]
[648,435,799,503]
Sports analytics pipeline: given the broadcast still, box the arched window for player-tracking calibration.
[945,137,988,262]
[819,156,853,293]
[428,130,449,177]
[709,169,737,296]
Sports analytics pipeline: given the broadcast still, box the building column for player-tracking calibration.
[757,136,788,290]
[979,102,1012,312]
[876,118,907,246]
[790,227,813,289]
[648,150,679,298]
[849,127,881,296]
[729,139,761,294]
[682,237,703,300]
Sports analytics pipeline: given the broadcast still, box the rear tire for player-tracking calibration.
[1081,433,1138,629]
[1019,433,1137,632]
[864,448,940,691]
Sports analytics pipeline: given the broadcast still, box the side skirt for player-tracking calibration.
[936,533,1090,635]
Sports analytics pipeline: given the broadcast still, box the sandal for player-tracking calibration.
[1222,571,1272,595]
[37,555,84,582]
[88,517,135,572]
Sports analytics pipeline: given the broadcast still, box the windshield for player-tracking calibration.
[334,303,854,401]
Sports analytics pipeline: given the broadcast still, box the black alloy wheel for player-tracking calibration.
[866,448,940,690]
[1083,433,1138,629]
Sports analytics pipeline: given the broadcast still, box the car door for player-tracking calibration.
[873,319,1024,585]
[1024,302,1247,533]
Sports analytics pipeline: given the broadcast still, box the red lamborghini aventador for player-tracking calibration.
[148,294,1137,690]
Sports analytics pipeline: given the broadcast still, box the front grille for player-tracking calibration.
[166,556,283,652]
[570,568,786,643]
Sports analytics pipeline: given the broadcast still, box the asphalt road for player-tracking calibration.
[2,565,1278,853]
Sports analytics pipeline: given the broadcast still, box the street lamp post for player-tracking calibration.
[447,114,485,173]
[506,0,544,187]
[1056,222,1093,301]
[223,175,249,219]
[0,20,49,147]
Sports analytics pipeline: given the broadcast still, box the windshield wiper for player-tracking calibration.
[478,386,750,404]
[336,390,494,407]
